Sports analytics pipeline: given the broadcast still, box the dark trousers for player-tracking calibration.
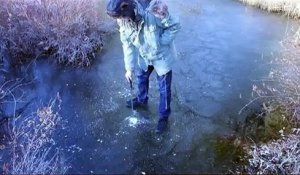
[137,66,172,120]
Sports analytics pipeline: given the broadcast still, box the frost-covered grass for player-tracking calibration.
[0,77,67,173]
[0,0,112,67]
[247,129,300,174]
[239,0,300,18]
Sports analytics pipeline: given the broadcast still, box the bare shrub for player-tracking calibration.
[9,94,68,174]
[240,27,300,121]
[0,0,112,67]
[257,31,300,121]
[0,79,28,143]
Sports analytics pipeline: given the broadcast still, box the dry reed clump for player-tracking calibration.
[0,0,112,67]
[239,0,300,18]
[8,94,68,174]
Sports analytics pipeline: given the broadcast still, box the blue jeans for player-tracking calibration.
[137,65,172,120]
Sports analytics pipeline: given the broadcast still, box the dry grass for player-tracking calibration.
[0,0,112,67]
[239,0,300,18]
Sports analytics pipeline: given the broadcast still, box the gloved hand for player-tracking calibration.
[125,70,133,83]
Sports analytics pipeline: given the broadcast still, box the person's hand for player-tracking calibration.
[125,70,133,83]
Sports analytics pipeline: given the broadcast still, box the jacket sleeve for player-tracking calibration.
[158,13,181,45]
[119,24,136,72]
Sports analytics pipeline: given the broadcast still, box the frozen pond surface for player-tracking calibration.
[10,0,299,173]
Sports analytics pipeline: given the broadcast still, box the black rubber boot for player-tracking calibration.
[155,118,168,134]
[126,97,148,108]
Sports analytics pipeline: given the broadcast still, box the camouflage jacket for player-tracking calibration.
[117,0,181,76]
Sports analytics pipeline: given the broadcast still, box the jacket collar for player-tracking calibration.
[133,0,144,24]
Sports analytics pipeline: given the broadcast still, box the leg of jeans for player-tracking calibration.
[157,70,172,119]
[137,66,154,103]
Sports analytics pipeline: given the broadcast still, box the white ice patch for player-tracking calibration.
[124,114,150,128]
[127,117,139,127]
[125,116,140,128]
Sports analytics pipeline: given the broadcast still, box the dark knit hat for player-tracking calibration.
[106,0,136,19]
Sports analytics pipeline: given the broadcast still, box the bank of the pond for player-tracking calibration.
[239,0,300,18]
[243,105,300,174]
[236,1,300,172]
[213,104,300,174]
